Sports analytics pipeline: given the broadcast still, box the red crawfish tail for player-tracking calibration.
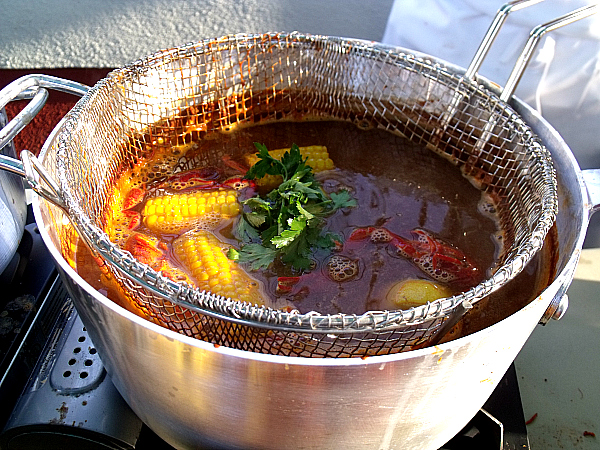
[349,225,481,289]
[394,228,482,288]
[348,227,373,241]
[348,226,395,243]
[125,232,194,285]
[276,276,301,294]
[431,253,481,289]
[222,176,256,190]
[125,232,168,271]
[123,210,142,230]
[121,187,145,230]
[221,154,250,175]
[123,187,146,210]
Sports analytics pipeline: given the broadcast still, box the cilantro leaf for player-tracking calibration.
[234,243,279,271]
[226,247,240,260]
[271,215,308,248]
[234,214,261,241]
[244,143,278,180]
[228,143,357,272]
[295,202,315,220]
[330,190,357,210]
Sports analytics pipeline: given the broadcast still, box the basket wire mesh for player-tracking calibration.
[45,32,556,357]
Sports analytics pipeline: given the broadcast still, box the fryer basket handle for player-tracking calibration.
[466,0,598,101]
[465,0,544,80]
[438,2,599,167]
[501,3,599,102]
[0,74,89,209]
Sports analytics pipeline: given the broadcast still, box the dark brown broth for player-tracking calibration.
[74,117,557,339]
[170,120,499,314]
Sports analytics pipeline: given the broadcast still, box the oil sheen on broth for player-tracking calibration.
[100,119,500,316]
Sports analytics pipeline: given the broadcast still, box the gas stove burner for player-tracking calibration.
[0,221,58,428]
[1,298,142,450]
[0,222,56,366]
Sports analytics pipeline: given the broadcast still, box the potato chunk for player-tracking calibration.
[387,279,452,309]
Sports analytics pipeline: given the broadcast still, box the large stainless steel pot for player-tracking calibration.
[15,49,595,450]
[29,98,598,450]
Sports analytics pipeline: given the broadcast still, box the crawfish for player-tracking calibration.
[124,232,193,284]
[348,226,481,289]
[156,168,255,192]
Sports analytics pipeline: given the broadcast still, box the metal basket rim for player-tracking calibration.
[54,31,558,334]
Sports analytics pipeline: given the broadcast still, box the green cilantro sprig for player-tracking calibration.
[227,142,356,271]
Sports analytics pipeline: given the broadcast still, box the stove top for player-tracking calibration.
[0,208,530,450]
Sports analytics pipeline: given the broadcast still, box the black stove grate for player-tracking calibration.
[0,221,61,429]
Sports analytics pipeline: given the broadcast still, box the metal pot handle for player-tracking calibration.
[582,169,600,215]
[0,74,89,209]
[539,169,600,325]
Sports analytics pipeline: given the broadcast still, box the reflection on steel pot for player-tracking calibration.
[0,108,26,275]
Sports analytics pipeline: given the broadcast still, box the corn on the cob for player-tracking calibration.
[173,229,264,305]
[245,145,335,188]
[143,188,241,233]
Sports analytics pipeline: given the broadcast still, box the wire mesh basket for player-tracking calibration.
[36,31,558,357]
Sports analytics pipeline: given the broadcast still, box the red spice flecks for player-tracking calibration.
[4,100,77,156]
[525,413,538,425]
[583,431,596,437]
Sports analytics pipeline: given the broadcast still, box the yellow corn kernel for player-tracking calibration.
[146,214,158,228]
[220,202,241,216]
[143,188,240,233]
[173,230,264,306]
[244,145,336,189]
